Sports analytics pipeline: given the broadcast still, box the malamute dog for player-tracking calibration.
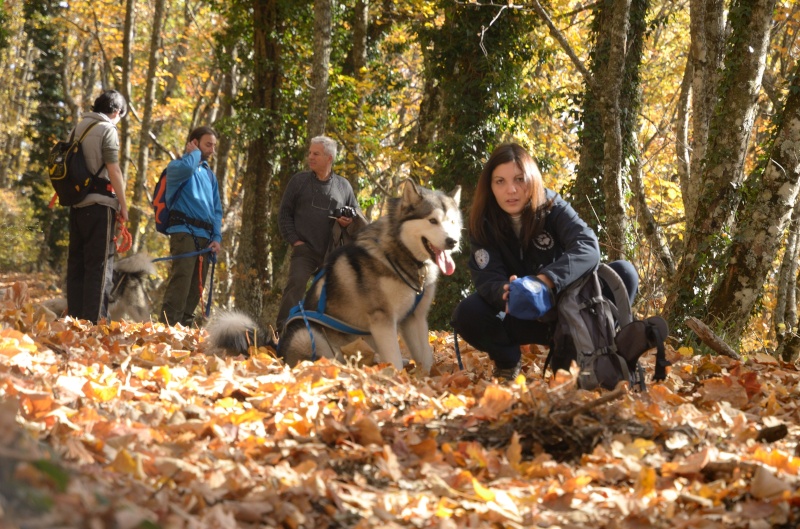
[208,180,462,374]
[108,252,157,322]
[40,252,156,322]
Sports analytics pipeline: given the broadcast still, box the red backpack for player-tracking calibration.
[152,168,189,235]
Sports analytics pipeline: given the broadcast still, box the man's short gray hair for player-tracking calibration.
[310,136,337,161]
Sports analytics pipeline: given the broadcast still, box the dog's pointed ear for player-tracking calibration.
[402,178,422,203]
[449,185,462,205]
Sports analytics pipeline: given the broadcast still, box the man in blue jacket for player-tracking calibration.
[159,126,223,326]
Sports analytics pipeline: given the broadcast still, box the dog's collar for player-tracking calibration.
[385,254,427,295]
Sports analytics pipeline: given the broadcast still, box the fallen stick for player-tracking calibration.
[685,317,741,360]
[551,384,627,422]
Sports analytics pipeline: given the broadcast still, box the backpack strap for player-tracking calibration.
[596,263,632,327]
[77,121,102,144]
[78,121,115,194]
[646,317,670,382]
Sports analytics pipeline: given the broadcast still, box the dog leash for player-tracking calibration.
[114,220,132,253]
[453,329,464,370]
[204,251,216,317]
[151,247,212,263]
[295,300,319,361]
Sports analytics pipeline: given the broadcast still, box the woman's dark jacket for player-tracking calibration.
[468,189,600,313]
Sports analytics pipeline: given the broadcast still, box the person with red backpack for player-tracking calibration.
[159,126,223,327]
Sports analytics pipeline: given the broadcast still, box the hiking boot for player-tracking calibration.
[492,362,521,382]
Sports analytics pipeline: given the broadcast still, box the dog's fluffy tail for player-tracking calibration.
[115,252,157,275]
[205,310,274,356]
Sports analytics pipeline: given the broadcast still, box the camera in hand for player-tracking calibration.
[331,206,357,218]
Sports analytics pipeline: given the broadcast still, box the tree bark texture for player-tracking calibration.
[598,0,631,262]
[684,0,726,227]
[675,55,692,205]
[774,196,800,346]
[233,0,283,327]
[351,0,368,76]
[572,0,647,261]
[130,0,165,254]
[706,60,800,334]
[119,0,135,185]
[664,0,778,333]
[307,0,332,139]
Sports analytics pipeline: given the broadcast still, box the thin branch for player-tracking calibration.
[528,0,593,84]
[478,4,521,57]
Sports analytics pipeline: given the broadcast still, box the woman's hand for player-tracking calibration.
[503,275,518,313]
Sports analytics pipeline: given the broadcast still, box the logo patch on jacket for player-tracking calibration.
[474,249,490,269]
[534,231,555,250]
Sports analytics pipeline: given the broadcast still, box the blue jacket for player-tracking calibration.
[165,150,223,243]
[468,189,600,312]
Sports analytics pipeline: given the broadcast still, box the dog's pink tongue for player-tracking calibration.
[435,250,456,276]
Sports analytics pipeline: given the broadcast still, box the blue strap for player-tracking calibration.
[286,308,370,336]
[151,247,212,263]
[295,300,318,360]
[168,177,191,209]
[204,252,217,317]
[287,269,424,359]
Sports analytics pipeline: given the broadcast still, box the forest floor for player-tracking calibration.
[1,271,799,528]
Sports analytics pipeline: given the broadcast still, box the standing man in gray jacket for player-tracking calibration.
[66,90,129,324]
[275,136,362,332]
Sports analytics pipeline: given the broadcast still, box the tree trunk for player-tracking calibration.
[684,0,726,227]
[597,0,631,262]
[351,0,368,75]
[675,54,692,205]
[774,195,800,348]
[130,0,165,254]
[307,0,332,138]
[119,0,135,183]
[664,0,778,332]
[572,0,648,260]
[706,60,800,334]
[233,0,283,328]
[213,51,239,310]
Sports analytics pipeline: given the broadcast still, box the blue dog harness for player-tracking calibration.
[284,268,425,360]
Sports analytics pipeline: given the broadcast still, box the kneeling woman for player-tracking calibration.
[451,143,638,380]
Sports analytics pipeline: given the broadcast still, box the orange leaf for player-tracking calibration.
[353,417,383,446]
[635,466,656,497]
[472,385,514,419]
[109,448,144,478]
[506,432,522,472]
[82,381,118,402]
[699,377,748,408]
[472,477,496,502]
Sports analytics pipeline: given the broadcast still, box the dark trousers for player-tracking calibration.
[67,204,116,324]
[275,243,325,331]
[451,260,639,369]
[160,232,210,326]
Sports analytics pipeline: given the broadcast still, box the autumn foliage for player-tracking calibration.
[1,274,800,528]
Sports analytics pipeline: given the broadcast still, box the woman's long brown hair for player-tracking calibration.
[469,143,552,249]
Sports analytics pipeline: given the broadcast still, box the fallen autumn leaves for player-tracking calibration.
[1,276,800,528]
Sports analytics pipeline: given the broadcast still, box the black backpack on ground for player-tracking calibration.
[48,121,111,207]
[545,264,670,391]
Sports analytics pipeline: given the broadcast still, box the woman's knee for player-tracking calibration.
[607,260,638,304]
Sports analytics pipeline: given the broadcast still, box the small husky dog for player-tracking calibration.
[40,252,156,322]
[108,252,157,322]
[208,180,462,374]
